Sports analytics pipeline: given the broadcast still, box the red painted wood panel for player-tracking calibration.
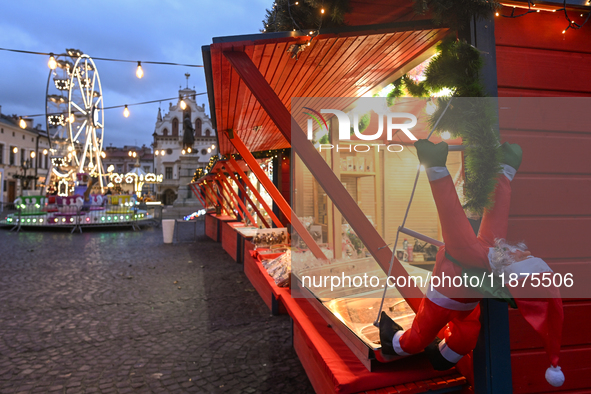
[498,98,591,134]
[221,222,238,261]
[507,217,591,259]
[511,347,591,393]
[205,214,218,241]
[510,302,591,351]
[498,87,591,97]
[496,46,591,94]
[500,131,591,175]
[243,242,273,311]
[509,176,591,216]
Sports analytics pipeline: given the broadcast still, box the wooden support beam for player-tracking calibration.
[224,50,423,306]
[227,138,328,261]
[222,163,270,228]
[204,181,227,215]
[190,183,208,208]
[200,182,216,207]
[216,174,244,221]
[218,170,257,225]
[226,158,283,228]
[214,178,237,218]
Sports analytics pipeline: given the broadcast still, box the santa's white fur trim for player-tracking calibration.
[545,365,565,387]
[426,167,449,182]
[392,331,411,356]
[500,164,516,181]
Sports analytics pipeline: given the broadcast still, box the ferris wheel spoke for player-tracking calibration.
[72,119,87,142]
[79,128,92,171]
[93,94,103,108]
[76,71,89,109]
[71,101,87,116]
[89,71,97,105]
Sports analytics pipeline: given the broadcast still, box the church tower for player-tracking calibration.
[152,74,217,206]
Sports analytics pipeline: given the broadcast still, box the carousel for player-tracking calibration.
[0,50,160,232]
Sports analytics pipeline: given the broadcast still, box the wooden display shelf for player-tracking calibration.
[339,171,377,177]
[243,240,288,315]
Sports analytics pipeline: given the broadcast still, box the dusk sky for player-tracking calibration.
[0,0,271,148]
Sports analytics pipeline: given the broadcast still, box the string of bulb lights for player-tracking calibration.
[496,0,590,34]
[16,93,206,127]
[1,47,202,81]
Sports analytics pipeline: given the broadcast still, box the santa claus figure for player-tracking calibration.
[379,140,565,388]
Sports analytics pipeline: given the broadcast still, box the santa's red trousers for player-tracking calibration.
[399,297,481,355]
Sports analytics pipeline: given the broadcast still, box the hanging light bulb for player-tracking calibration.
[180,98,187,110]
[48,53,57,70]
[187,147,192,153]
[181,149,186,155]
[43,149,48,155]
[101,151,106,158]
[211,144,215,149]
[30,151,36,158]
[155,150,159,156]
[68,113,75,123]
[136,61,144,79]
[441,131,451,140]
[12,147,18,154]
[19,117,26,129]
[160,150,165,156]
[123,105,130,118]
[207,148,211,153]
[321,8,325,13]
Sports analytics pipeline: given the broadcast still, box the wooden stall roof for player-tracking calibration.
[203,13,449,155]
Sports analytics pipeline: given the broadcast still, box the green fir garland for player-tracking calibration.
[412,0,500,30]
[387,37,501,214]
[262,0,350,32]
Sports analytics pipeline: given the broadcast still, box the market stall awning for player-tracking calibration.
[204,20,448,156]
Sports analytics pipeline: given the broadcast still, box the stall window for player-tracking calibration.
[165,167,173,179]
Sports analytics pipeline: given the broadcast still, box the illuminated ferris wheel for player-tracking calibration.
[45,49,105,191]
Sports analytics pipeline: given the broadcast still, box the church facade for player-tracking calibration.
[152,85,217,206]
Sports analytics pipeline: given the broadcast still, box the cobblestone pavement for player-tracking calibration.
[0,224,314,394]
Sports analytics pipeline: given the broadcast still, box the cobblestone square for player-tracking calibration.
[0,224,313,393]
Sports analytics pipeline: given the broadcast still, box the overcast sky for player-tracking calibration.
[0,0,270,148]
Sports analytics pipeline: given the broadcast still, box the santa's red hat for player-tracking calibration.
[506,258,565,387]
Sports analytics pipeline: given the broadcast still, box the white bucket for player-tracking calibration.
[162,219,175,243]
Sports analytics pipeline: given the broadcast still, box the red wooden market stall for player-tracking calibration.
[190,1,591,392]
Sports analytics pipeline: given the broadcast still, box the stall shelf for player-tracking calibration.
[234,226,259,264]
[243,240,289,315]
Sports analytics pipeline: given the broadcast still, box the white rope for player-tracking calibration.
[373,96,455,327]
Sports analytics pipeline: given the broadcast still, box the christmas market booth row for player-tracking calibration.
[191,1,591,392]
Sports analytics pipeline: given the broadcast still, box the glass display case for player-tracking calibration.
[291,97,464,369]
